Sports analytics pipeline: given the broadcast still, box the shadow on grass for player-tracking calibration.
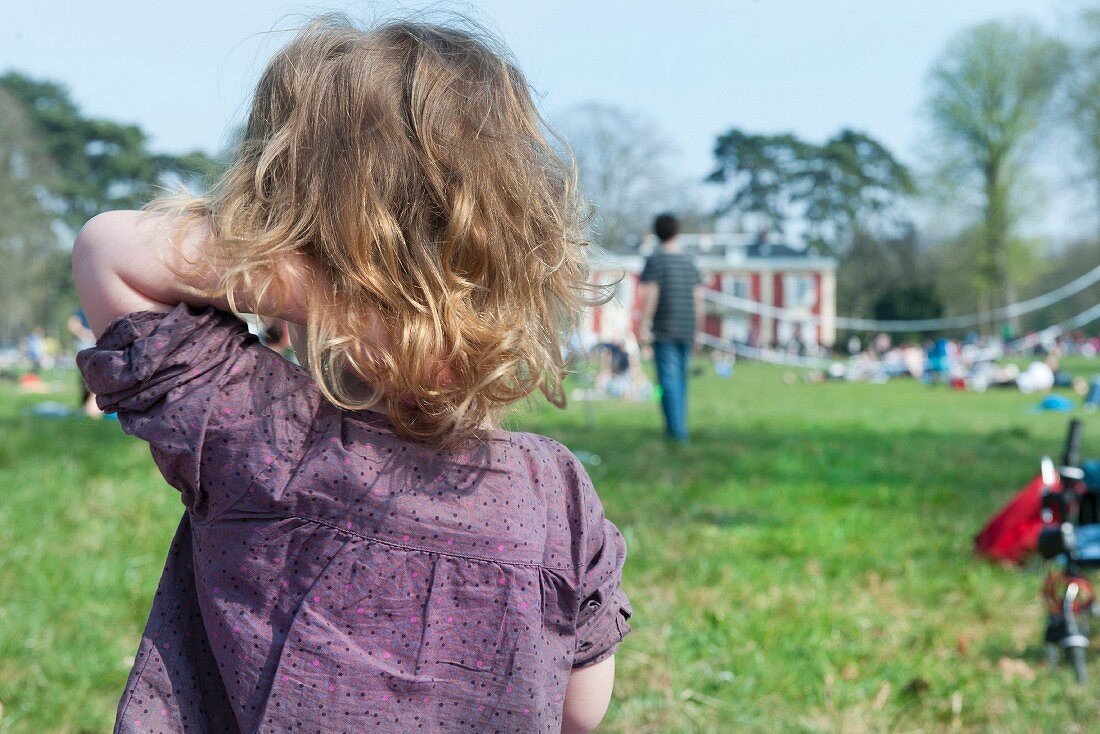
[527,418,1063,532]
[2,407,1060,542]
[1,383,1093,733]
[685,506,782,528]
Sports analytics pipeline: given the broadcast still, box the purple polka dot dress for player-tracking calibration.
[77,304,632,733]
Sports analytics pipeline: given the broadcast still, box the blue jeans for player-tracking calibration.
[653,340,691,442]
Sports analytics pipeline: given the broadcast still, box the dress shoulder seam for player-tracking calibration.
[286,513,572,571]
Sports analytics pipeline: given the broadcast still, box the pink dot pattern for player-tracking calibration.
[76,304,632,732]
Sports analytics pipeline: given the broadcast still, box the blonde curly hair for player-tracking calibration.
[154,13,604,446]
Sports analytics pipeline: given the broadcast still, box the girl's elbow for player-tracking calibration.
[73,211,130,280]
[72,210,154,336]
[561,655,616,733]
[561,708,608,734]
[72,214,112,299]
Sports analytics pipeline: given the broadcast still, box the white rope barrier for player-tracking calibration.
[697,302,1100,370]
[701,262,1100,332]
[1004,302,1100,353]
[690,301,1100,376]
[695,333,831,368]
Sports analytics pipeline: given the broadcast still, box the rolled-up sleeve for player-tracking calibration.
[76,304,262,514]
[571,457,632,669]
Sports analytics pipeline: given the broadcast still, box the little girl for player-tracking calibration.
[74,15,630,733]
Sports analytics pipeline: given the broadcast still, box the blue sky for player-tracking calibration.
[0,0,1088,237]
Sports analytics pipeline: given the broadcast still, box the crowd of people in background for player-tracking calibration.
[2,311,303,419]
[7,291,1100,423]
[808,329,1100,399]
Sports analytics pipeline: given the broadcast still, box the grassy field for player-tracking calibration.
[2,361,1100,732]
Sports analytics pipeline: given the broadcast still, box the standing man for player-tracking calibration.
[638,213,704,443]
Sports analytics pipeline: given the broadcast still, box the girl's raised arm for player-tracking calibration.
[72,210,306,337]
[73,210,224,337]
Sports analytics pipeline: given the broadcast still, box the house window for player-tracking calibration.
[784,274,816,309]
[723,316,750,343]
[722,274,752,300]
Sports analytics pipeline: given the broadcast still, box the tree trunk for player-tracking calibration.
[977,289,990,337]
[1095,157,1100,254]
[985,154,1018,333]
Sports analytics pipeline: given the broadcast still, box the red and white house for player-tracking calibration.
[584,233,837,348]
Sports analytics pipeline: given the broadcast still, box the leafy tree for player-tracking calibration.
[924,20,1068,324]
[0,71,217,341]
[707,128,913,254]
[1066,7,1100,244]
[0,86,62,343]
[836,224,937,322]
[0,71,214,231]
[869,284,945,343]
[1015,236,1100,335]
[872,284,944,323]
[800,130,914,253]
[707,131,809,235]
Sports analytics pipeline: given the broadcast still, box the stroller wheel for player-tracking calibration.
[1070,645,1089,684]
[1047,643,1062,670]
[1046,615,1067,645]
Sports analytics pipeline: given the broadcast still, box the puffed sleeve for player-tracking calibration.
[76,303,316,519]
[570,455,633,669]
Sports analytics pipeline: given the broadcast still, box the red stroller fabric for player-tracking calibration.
[975,475,1052,564]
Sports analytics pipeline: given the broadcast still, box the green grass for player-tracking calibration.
[2,363,1100,732]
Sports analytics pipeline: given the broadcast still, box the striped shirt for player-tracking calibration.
[640,249,701,343]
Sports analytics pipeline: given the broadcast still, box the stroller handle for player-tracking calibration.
[1064,419,1085,470]
[1042,456,1058,488]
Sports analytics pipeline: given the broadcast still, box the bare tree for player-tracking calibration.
[557,103,678,251]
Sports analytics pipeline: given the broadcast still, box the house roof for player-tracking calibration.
[592,234,836,274]
[745,242,812,259]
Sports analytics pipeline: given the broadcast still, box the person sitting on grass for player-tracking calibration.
[72,15,631,733]
[67,308,102,417]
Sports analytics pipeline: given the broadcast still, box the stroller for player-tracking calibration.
[1036,419,1100,683]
